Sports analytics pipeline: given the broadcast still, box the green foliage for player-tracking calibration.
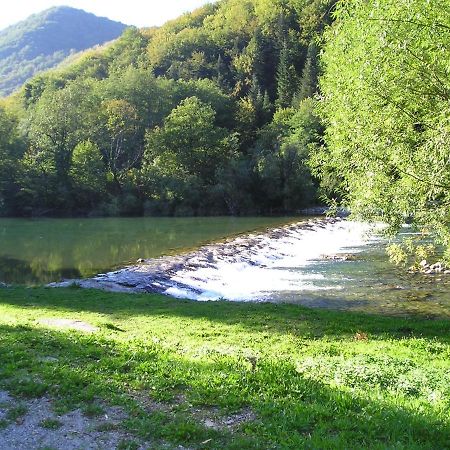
[276,40,299,109]
[70,141,107,208]
[0,0,333,217]
[296,41,319,104]
[255,98,321,211]
[143,97,239,214]
[0,106,23,215]
[318,0,450,254]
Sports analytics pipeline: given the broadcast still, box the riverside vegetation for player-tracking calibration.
[0,286,449,449]
[0,0,330,219]
[0,0,448,261]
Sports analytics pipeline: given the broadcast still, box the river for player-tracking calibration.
[1,217,449,317]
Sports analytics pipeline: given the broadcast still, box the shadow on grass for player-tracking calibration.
[0,287,449,343]
[0,323,448,449]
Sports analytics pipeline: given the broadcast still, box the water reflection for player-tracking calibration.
[0,217,297,284]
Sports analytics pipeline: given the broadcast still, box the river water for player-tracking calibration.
[0,217,298,284]
[1,217,449,317]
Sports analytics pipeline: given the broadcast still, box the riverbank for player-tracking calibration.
[0,286,448,449]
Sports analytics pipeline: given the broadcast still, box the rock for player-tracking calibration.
[323,253,356,262]
[137,258,145,264]
[0,282,8,288]
[299,206,329,216]
[445,270,450,275]
[419,260,428,268]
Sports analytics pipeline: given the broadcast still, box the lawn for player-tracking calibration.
[0,286,449,449]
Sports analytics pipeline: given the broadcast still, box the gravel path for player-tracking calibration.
[0,391,147,450]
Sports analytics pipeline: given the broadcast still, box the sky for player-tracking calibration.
[0,0,214,31]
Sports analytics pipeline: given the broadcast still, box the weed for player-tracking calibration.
[39,418,63,429]
[96,421,120,432]
[117,440,139,450]
[82,403,105,418]
[6,405,27,421]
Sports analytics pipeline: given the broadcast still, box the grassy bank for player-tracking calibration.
[0,286,449,449]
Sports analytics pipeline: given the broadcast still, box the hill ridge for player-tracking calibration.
[0,6,127,96]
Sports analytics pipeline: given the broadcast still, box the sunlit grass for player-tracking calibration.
[0,286,449,449]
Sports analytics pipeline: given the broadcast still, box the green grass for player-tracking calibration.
[0,286,449,449]
[82,403,105,418]
[39,418,63,430]
[5,405,28,421]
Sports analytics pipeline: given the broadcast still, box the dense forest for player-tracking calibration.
[0,0,448,258]
[0,6,127,97]
[0,0,333,218]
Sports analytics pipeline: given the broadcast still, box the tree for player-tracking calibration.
[145,96,237,182]
[24,80,97,209]
[69,141,107,208]
[296,41,319,103]
[142,96,239,212]
[0,106,23,215]
[101,98,140,190]
[318,0,450,259]
[276,40,299,109]
[255,99,320,211]
[216,54,228,89]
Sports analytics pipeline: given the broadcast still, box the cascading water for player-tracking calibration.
[164,219,379,301]
[53,217,450,317]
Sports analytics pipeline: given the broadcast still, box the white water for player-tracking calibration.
[165,220,381,302]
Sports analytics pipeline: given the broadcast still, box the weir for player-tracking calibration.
[54,218,377,300]
[53,218,450,317]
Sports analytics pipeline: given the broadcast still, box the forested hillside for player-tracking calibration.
[0,0,334,217]
[0,6,127,96]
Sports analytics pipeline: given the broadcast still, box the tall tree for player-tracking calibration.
[296,41,319,102]
[318,0,450,259]
[24,80,97,209]
[102,98,140,191]
[276,41,299,109]
[0,106,23,215]
[144,96,237,184]
[69,140,107,208]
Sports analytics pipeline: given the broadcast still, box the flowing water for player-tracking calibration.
[1,217,450,317]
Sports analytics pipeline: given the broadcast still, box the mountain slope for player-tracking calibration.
[0,6,127,96]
